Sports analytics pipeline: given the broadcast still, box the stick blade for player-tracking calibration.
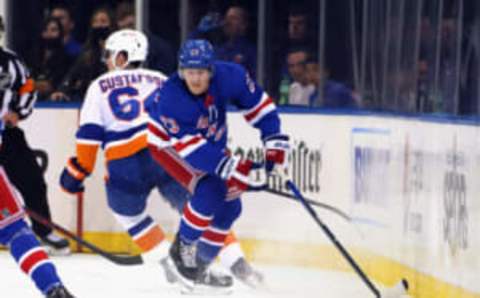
[105,254,144,265]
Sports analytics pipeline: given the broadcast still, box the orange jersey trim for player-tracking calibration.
[76,143,100,173]
[105,133,148,161]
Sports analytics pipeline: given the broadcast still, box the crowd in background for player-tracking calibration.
[8,0,480,116]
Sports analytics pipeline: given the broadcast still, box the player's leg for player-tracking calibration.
[0,167,74,297]
[106,152,168,258]
[156,165,264,288]
[0,127,69,254]
[196,198,242,265]
[219,231,265,288]
[165,175,237,293]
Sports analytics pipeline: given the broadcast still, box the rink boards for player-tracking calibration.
[21,107,480,298]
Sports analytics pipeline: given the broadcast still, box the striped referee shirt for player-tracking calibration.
[0,47,37,120]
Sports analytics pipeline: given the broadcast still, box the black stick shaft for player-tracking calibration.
[25,207,143,266]
[264,187,352,222]
[286,181,380,298]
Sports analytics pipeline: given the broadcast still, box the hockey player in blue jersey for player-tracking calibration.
[146,39,290,294]
[59,30,264,290]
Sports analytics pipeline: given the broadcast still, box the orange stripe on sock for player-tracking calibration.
[134,225,165,252]
[224,231,237,246]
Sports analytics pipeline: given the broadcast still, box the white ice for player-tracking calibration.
[1,251,384,298]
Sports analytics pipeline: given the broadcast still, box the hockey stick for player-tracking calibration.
[25,207,143,266]
[285,180,408,298]
[76,192,84,252]
[264,187,352,222]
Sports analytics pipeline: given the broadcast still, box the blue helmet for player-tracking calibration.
[178,39,215,69]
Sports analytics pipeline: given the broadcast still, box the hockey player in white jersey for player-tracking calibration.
[59,29,263,288]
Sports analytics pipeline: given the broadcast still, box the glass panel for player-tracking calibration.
[146,0,181,74]
[7,0,479,114]
[459,0,479,115]
[180,0,259,78]
[265,0,320,106]
[318,0,357,109]
[352,0,423,112]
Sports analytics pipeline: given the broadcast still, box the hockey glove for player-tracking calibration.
[60,157,90,194]
[217,156,267,199]
[263,134,291,174]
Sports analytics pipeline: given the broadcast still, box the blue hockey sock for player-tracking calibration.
[179,201,212,243]
[7,220,62,294]
[179,176,226,243]
[197,199,242,263]
[126,215,165,252]
[197,227,229,263]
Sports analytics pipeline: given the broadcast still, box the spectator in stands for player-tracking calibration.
[284,47,315,106]
[28,17,73,100]
[287,6,316,50]
[51,6,115,102]
[50,3,82,61]
[192,5,257,77]
[274,6,317,98]
[115,1,176,74]
[306,57,358,108]
[217,6,256,76]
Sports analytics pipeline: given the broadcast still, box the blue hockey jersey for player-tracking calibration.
[147,61,281,175]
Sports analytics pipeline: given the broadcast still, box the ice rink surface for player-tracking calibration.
[0,251,385,298]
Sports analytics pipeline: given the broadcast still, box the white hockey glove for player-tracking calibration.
[263,134,290,176]
[217,155,267,199]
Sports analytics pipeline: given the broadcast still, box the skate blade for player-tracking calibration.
[239,277,266,290]
[43,246,71,257]
[162,256,196,290]
[160,257,179,284]
[180,284,233,296]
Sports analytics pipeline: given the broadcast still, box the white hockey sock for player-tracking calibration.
[218,242,245,269]
[142,239,171,264]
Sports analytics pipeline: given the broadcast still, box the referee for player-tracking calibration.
[0,16,70,255]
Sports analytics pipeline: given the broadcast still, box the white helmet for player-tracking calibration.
[104,29,148,68]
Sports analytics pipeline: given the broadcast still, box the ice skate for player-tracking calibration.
[163,235,233,295]
[230,257,264,289]
[45,285,75,298]
[159,257,178,283]
[41,232,71,256]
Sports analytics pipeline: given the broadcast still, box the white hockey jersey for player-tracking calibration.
[75,68,167,172]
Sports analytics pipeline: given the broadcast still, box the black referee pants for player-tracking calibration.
[0,126,52,238]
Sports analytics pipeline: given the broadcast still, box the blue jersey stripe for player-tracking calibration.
[76,124,104,142]
[127,216,154,237]
[104,124,148,143]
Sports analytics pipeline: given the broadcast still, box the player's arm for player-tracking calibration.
[7,54,37,121]
[230,65,290,174]
[146,91,262,197]
[60,84,104,194]
[146,99,205,193]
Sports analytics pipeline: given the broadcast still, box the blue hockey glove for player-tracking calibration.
[197,12,223,32]
[60,157,90,194]
[263,134,291,174]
